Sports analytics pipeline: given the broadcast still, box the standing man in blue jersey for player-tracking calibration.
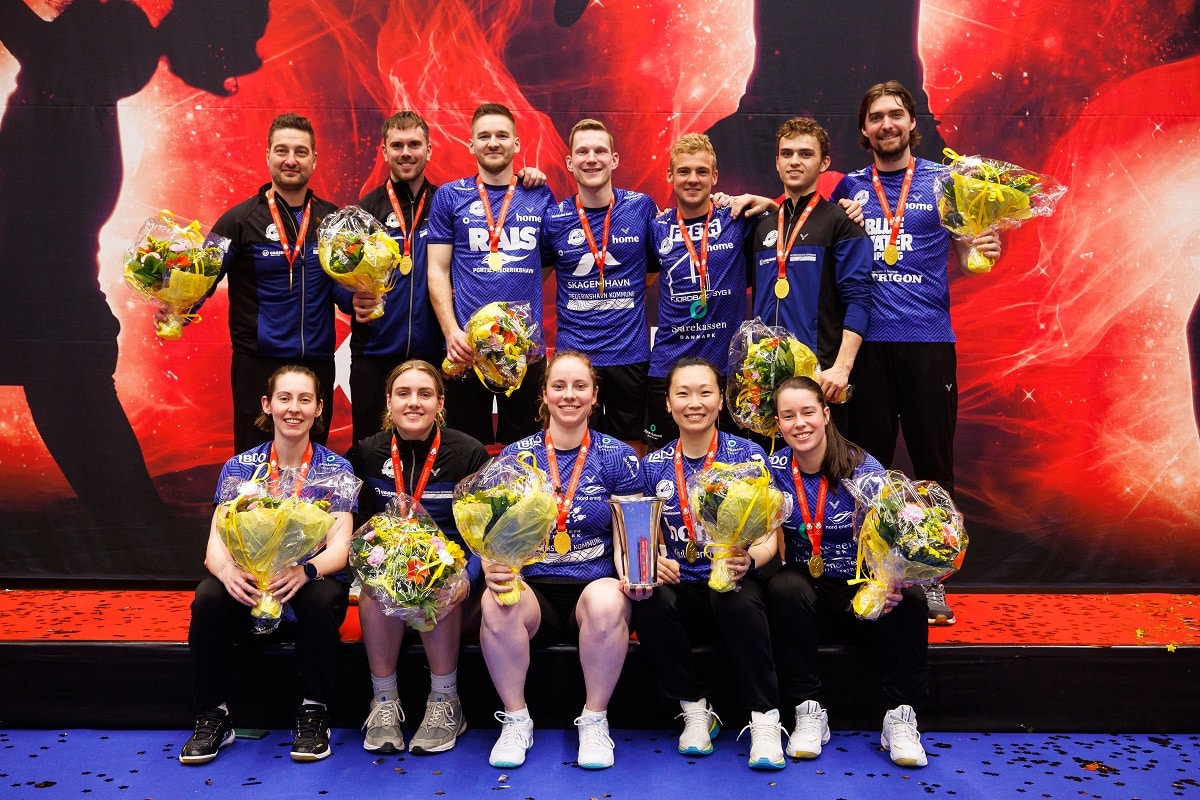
[207,113,340,454]
[644,133,774,449]
[831,81,1002,625]
[427,103,556,447]
[343,111,444,444]
[542,119,659,455]
[749,117,873,433]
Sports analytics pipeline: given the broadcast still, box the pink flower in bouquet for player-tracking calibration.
[899,503,925,524]
[942,524,960,548]
[367,545,386,567]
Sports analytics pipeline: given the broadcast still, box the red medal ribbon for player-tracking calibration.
[789,455,827,564]
[390,427,441,507]
[775,192,822,283]
[672,428,719,552]
[266,189,313,291]
[268,441,313,498]
[675,206,713,307]
[545,428,591,535]
[385,180,429,261]
[870,159,916,259]
[476,175,518,258]
[574,193,615,294]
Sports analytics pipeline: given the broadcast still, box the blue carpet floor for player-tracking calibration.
[2,728,1197,799]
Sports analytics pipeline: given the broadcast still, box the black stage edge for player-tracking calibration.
[2,640,1195,733]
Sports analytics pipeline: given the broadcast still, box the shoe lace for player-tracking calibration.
[924,583,947,604]
[887,712,922,748]
[296,706,328,739]
[738,717,787,744]
[192,709,227,738]
[423,699,455,732]
[363,699,404,731]
[493,711,532,748]
[676,705,722,732]
[794,708,825,740]
[573,715,614,750]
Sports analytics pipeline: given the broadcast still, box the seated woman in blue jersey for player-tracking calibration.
[481,350,643,771]
[345,360,490,756]
[181,365,355,766]
[764,376,929,769]
[632,356,789,771]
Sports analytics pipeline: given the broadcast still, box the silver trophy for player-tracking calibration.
[609,496,663,588]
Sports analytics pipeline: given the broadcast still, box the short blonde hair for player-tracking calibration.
[669,133,717,170]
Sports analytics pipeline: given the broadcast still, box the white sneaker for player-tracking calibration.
[881,705,928,767]
[786,700,830,759]
[574,713,615,769]
[488,711,534,768]
[738,709,787,770]
[676,700,721,755]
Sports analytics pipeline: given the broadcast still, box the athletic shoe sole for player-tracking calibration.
[410,721,468,755]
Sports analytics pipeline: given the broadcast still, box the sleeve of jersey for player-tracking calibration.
[638,196,663,275]
[539,210,556,269]
[606,439,644,495]
[829,175,851,204]
[211,457,240,505]
[424,184,454,245]
[835,231,874,337]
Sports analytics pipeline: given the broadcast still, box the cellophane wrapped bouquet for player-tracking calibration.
[350,493,469,631]
[442,301,544,396]
[846,470,967,620]
[215,466,362,633]
[317,205,401,319]
[688,460,787,592]
[123,211,228,340]
[726,318,819,438]
[452,452,556,605]
[936,148,1067,274]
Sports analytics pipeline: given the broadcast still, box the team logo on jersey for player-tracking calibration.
[567,228,586,247]
[381,458,395,479]
[852,189,870,207]
[763,230,779,247]
[570,251,622,277]
[469,200,485,217]
[659,237,673,256]
[265,223,280,242]
[385,212,400,228]
[655,479,674,499]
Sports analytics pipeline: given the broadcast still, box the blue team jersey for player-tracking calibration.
[649,205,759,377]
[213,441,358,514]
[767,449,883,578]
[641,431,770,584]
[427,178,555,329]
[335,180,444,360]
[541,189,658,366]
[748,194,873,368]
[501,430,642,582]
[831,158,955,343]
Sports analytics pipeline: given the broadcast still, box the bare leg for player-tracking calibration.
[480,587,541,711]
[576,578,632,712]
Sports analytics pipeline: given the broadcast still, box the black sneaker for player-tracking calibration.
[924,583,956,626]
[291,703,333,761]
[179,708,234,764]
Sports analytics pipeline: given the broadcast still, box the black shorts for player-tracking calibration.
[527,580,587,649]
[594,362,649,442]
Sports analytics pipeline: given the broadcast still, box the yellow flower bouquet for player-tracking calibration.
[317,205,401,319]
[452,453,556,605]
[123,210,228,340]
[442,301,544,397]
[688,460,786,592]
[726,318,819,438]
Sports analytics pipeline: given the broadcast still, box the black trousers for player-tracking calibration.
[848,341,957,494]
[765,565,928,717]
[188,576,349,711]
[630,576,779,714]
[230,352,335,455]
[442,358,544,446]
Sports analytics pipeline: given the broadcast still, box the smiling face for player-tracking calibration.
[266,127,316,196]
[543,354,599,430]
[383,125,431,186]
[668,150,718,216]
[861,93,915,161]
[469,113,520,177]
[667,363,722,436]
[387,367,443,440]
[567,128,618,192]
[776,385,830,464]
[260,370,322,442]
[776,133,829,199]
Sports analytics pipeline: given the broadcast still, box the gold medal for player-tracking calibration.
[396,254,413,275]
[774,277,790,300]
[554,530,572,556]
[883,243,899,266]
[487,251,504,271]
[598,274,605,294]
[685,540,699,564]
[808,553,824,578]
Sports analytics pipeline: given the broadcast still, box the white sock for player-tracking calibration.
[371,673,399,703]
[505,706,531,721]
[681,698,708,712]
[581,706,607,721]
[430,669,458,698]
[301,698,326,709]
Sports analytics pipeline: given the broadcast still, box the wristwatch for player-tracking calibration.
[302,562,322,581]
